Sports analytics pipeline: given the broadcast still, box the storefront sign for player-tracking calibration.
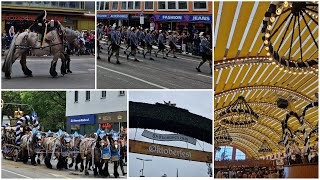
[97,14,129,19]
[153,15,212,22]
[68,114,96,125]
[141,130,197,145]
[97,112,126,123]
[2,16,64,22]
[129,140,212,163]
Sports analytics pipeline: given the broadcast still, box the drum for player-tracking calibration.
[165,45,170,49]
[137,47,144,51]
[176,45,181,49]
[152,45,159,50]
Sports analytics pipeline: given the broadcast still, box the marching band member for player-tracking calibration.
[127,28,140,62]
[155,30,167,59]
[166,30,177,58]
[143,29,154,60]
[196,32,212,74]
[108,26,122,64]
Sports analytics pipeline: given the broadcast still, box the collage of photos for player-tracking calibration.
[0,0,214,179]
[1,1,319,180]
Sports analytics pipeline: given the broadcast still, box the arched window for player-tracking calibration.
[215,146,247,160]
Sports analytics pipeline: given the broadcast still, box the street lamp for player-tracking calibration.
[136,157,152,177]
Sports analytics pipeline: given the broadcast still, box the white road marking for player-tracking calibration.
[88,69,95,71]
[2,169,32,179]
[197,73,213,79]
[97,65,168,89]
[117,54,200,63]
[48,173,71,178]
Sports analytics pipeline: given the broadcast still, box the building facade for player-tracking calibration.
[2,1,95,33]
[97,1,212,32]
[66,91,127,135]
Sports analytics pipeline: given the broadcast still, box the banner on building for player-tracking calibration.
[68,114,96,125]
[153,15,212,22]
[97,14,129,19]
[141,130,197,145]
[129,140,212,163]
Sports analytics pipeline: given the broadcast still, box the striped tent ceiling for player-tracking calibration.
[214,1,318,159]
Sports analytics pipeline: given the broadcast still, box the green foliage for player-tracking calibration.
[1,91,66,131]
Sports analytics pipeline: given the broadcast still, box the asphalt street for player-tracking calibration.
[1,55,95,89]
[97,44,212,89]
[2,157,127,178]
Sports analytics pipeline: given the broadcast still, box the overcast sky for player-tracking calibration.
[129,91,212,177]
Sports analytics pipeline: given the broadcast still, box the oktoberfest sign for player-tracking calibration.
[129,140,212,163]
[141,130,197,145]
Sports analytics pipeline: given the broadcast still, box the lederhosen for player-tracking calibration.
[158,34,165,50]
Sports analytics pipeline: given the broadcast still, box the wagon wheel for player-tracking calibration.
[12,149,19,162]
[262,1,318,73]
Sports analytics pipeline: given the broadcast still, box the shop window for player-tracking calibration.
[119,91,125,96]
[70,2,76,8]
[86,91,90,101]
[112,2,118,11]
[71,124,80,133]
[59,2,67,8]
[104,2,109,10]
[74,91,78,103]
[193,1,208,11]
[51,2,58,7]
[144,1,154,10]
[101,91,106,99]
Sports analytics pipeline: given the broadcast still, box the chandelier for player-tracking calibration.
[262,1,318,74]
[218,96,259,128]
[214,125,232,145]
[258,140,272,154]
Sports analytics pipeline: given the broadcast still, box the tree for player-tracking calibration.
[1,91,66,131]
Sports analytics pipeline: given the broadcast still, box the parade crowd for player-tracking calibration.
[97,23,212,73]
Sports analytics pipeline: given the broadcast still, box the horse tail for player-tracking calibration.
[2,33,18,73]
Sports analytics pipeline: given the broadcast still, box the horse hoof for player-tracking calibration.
[5,73,11,79]
[37,159,40,164]
[85,172,89,176]
[67,70,72,73]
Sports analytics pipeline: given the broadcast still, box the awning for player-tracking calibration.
[153,14,212,22]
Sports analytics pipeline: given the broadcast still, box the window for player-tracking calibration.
[74,91,78,103]
[215,146,247,161]
[158,1,166,9]
[101,91,106,98]
[178,2,188,9]
[104,2,109,10]
[215,146,233,161]
[144,1,154,10]
[99,2,104,10]
[128,1,133,9]
[168,2,176,9]
[86,91,90,101]
[112,2,118,10]
[235,149,246,160]
[119,91,125,96]
[157,1,188,11]
[121,2,127,10]
[121,1,141,10]
[193,1,208,11]
[135,2,141,9]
